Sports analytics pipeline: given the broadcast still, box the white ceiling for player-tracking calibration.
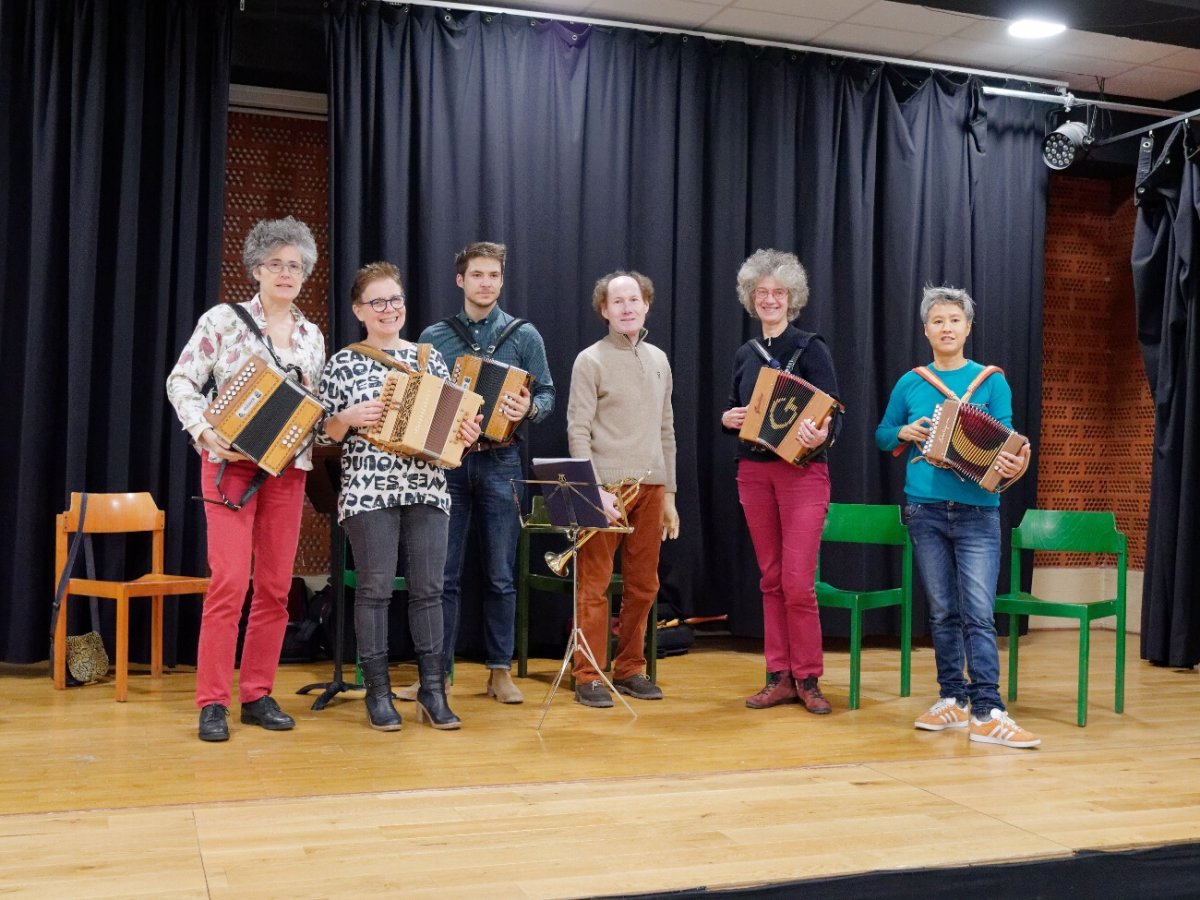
[502,0,1200,104]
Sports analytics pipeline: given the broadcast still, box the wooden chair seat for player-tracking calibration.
[53,492,209,702]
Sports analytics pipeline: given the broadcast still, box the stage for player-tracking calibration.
[1,631,1197,897]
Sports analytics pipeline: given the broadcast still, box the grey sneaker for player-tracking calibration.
[575,679,614,708]
[613,673,663,700]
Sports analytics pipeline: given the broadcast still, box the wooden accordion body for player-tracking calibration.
[738,367,842,466]
[450,355,533,443]
[203,354,325,476]
[921,399,1028,492]
[363,370,483,468]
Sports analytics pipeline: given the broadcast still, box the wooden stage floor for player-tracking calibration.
[1,631,1197,897]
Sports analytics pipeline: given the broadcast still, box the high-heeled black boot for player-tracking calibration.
[415,654,461,730]
[360,654,402,732]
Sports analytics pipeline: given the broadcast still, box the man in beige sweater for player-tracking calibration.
[567,271,680,707]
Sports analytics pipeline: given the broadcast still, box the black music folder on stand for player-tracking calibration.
[517,458,635,729]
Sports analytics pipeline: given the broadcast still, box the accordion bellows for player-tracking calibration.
[450,355,533,442]
[922,399,1028,492]
[739,367,842,466]
[204,354,324,476]
[364,370,483,468]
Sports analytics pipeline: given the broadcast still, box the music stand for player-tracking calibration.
[515,461,636,729]
[296,444,364,710]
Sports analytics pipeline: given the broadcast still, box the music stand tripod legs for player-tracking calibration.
[297,520,364,710]
[537,524,636,730]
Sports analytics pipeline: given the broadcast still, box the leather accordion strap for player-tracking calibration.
[348,341,434,374]
[749,339,803,373]
[895,364,1008,461]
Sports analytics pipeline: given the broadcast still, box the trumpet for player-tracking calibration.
[544,476,642,577]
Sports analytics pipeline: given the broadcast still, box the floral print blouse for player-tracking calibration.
[166,295,326,470]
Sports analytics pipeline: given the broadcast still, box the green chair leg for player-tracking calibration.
[1077,617,1090,727]
[848,608,863,711]
[516,533,530,678]
[1007,613,1020,703]
[899,594,912,699]
[1115,606,1126,715]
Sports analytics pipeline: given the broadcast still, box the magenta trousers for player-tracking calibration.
[736,458,830,679]
[197,459,306,708]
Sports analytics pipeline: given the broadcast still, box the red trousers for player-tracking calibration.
[736,459,829,679]
[573,484,664,683]
[197,459,306,708]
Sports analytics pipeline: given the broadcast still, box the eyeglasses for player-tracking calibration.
[261,259,305,276]
[754,287,789,301]
[360,295,406,313]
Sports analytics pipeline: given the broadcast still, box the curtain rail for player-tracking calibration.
[386,0,1069,90]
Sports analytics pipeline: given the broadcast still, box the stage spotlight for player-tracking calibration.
[1042,120,1091,170]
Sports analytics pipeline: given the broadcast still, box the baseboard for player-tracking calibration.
[1027,567,1143,634]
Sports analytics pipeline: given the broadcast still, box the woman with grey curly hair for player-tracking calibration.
[166,216,325,743]
[721,248,841,715]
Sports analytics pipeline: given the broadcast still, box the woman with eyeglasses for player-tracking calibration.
[167,216,326,742]
[318,261,481,732]
[720,249,841,715]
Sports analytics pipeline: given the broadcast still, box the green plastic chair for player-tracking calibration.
[814,503,913,710]
[994,509,1127,727]
[516,494,656,682]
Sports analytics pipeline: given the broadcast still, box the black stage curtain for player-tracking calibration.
[326,2,1046,645]
[0,0,232,663]
[1133,122,1200,669]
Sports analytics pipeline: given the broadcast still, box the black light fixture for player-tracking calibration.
[1042,119,1092,170]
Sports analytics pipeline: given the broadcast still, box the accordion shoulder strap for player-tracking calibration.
[443,315,527,358]
[348,341,433,375]
[229,303,289,373]
[961,365,1004,402]
[912,364,1003,402]
[750,335,807,373]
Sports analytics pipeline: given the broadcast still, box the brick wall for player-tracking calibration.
[1038,174,1151,568]
[220,111,331,576]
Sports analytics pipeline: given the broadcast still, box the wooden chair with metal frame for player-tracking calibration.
[814,502,912,710]
[994,509,1127,727]
[515,494,657,682]
[53,492,210,702]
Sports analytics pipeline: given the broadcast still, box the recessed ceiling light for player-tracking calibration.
[1008,19,1067,39]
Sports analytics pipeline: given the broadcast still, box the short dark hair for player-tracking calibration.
[350,261,403,306]
[455,241,507,278]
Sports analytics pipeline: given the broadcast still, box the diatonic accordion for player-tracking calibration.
[739,367,843,466]
[921,399,1028,492]
[450,355,533,443]
[204,354,325,476]
[363,370,483,468]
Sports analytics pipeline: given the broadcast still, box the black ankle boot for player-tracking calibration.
[415,654,461,730]
[360,654,402,732]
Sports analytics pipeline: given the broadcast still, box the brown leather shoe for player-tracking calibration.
[796,676,832,715]
[486,668,524,704]
[745,671,798,709]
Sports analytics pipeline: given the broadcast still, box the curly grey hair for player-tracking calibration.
[736,249,809,320]
[242,216,318,280]
[920,285,975,324]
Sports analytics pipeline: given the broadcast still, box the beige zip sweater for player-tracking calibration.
[567,329,677,491]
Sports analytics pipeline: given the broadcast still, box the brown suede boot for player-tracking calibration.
[486,668,524,704]
[745,671,799,709]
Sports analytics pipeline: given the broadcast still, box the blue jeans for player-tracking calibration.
[342,503,448,661]
[442,445,524,670]
[902,502,1004,717]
